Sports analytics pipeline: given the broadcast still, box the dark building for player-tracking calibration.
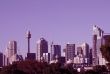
[0,52,3,67]
[65,43,75,61]
[36,38,48,61]
[89,49,92,65]
[58,56,65,64]
[92,35,98,65]
[103,35,110,46]
[17,55,23,61]
[50,43,61,60]
[26,53,36,60]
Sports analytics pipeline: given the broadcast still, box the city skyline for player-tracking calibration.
[0,0,110,56]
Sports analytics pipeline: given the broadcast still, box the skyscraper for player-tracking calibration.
[65,43,75,61]
[81,43,89,58]
[0,52,3,67]
[36,38,48,61]
[77,46,83,55]
[6,41,17,64]
[50,42,61,61]
[92,25,104,65]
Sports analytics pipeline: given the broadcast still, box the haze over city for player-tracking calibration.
[0,0,110,56]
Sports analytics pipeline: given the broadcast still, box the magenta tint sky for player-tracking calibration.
[0,0,110,56]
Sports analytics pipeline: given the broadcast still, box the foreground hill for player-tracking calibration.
[0,60,108,74]
[0,60,78,74]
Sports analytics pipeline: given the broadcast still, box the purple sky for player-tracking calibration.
[0,0,110,56]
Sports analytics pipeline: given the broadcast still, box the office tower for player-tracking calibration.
[50,42,61,61]
[81,43,89,58]
[77,46,83,55]
[93,35,97,65]
[7,41,17,58]
[81,43,90,65]
[0,52,3,67]
[89,48,93,65]
[6,41,17,64]
[74,45,88,66]
[26,30,31,53]
[36,38,48,61]
[92,25,104,65]
[65,43,75,61]
[74,46,84,66]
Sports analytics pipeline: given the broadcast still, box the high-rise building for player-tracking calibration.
[92,25,104,65]
[50,42,61,61]
[74,43,90,66]
[36,38,48,61]
[89,48,93,65]
[7,41,17,57]
[0,52,3,67]
[81,43,89,62]
[81,43,89,57]
[5,41,17,64]
[65,43,75,61]
[93,35,97,65]
[77,46,83,55]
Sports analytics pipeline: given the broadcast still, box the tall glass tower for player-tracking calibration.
[36,38,48,61]
[92,25,104,65]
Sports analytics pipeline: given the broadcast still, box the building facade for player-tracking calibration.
[36,38,48,61]
[92,25,104,65]
[43,53,50,63]
[5,41,17,64]
[65,43,75,61]
[103,35,110,46]
[81,43,89,58]
[50,43,61,61]
[77,46,83,55]
[0,52,3,67]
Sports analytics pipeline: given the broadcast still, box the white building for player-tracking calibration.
[5,41,18,65]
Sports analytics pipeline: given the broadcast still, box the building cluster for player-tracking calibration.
[0,25,110,68]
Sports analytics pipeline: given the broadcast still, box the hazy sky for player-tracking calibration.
[0,0,110,56]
